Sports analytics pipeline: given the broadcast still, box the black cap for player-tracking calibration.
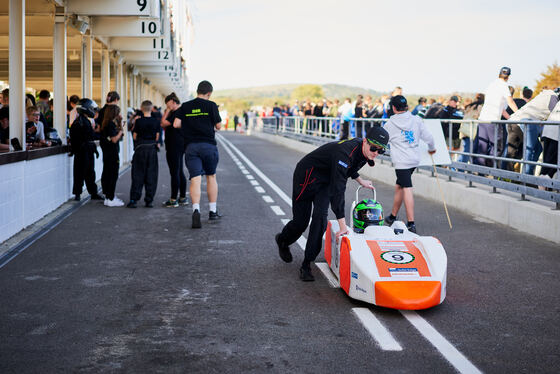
[365,126,389,149]
[500,66,511,76]
[389,95,408,111]
[450,95,459,102]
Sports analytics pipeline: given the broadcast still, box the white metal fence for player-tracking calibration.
[249,116,560,209]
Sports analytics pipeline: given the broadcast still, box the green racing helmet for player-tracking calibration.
[353,199,384,233]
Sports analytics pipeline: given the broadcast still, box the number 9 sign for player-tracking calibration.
[380,251,415,264]
[137,0,147,12]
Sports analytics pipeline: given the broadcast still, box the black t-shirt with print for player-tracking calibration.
[133,116,161,145]
[164,109,184,149]
[175,98,221,146]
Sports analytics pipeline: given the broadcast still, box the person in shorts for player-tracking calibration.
[383,95,436,233]
[173,81,222,228]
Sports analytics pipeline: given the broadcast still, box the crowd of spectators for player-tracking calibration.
[0,88,61,151]
[258,78,560,179]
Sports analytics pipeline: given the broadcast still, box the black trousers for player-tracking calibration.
[279,169,330,266]
[101,145,119,200]
[355,120,363,138]
[340,121,349,140]
[130,144,158,203]
[165,145,186,199]
[541,137,558,178]
[73,144,97,196]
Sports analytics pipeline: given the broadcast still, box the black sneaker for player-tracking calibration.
[178,197,188,206]
[127,200,137,208]
[209,211,222,220]
[163,199,179,208]
[299,266,315,282]
[192,210,201,229]
[74,194,81,201]
[407,222,417,233]
[145,201,154,208]
[275,234,293,263]
[90,193,104,200]
[385,214,396,226]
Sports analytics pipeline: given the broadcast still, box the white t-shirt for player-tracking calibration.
[478,79,511,121]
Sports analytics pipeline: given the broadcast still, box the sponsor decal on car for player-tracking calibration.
[355,285,367,293]
[389,268,419,276]
[351,272,358,279]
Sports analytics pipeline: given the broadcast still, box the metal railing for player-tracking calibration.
[249,115,560,209]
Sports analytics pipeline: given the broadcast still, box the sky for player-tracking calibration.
[187,0,559,95]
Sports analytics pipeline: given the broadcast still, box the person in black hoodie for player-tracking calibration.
[70,98,103,201]
[161,93,187,207]
[275,126,389,281]
[100,105,124,207]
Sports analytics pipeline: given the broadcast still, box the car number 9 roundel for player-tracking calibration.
[380,251,415,264]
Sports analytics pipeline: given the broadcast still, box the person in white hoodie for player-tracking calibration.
[383,95,436,233]
[540,91,560,180]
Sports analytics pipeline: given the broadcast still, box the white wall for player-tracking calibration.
[0,134,134,244]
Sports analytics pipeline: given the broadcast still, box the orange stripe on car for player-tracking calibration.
[367,240,431,277]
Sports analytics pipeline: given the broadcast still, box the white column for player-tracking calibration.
[133,71,139,108]
[9,0,25,150]
[117,59,124,110]
[129,69,135,109]
[53,11,67,143]
[118,60,128,162]
[81,34,92,99]
[100,47,110,105]
[138,75,143,106]
[113,54,119,93]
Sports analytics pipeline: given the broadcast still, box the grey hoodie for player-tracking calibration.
[384,112,435,169]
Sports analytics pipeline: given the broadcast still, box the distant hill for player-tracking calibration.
[213,83,383,100]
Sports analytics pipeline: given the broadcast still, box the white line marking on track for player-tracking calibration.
[270,205,285,216]
[400,310,483,374]
[246,175,255,180]
[241,169,249,174]
[254,186,265,193]
[315,263,339,288]
[262,195,274,203]
[352,308,403,351]
[218,135,292,206]
[250,180,259,186]
[281,218,290,225]
[296,237,307,251]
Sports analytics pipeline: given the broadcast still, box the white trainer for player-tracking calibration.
[104,199,109,206]
[114,197,124,204]
[106,198,125,207]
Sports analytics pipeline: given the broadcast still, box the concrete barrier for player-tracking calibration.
[253,132,560,244]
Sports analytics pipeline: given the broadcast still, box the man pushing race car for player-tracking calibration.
[275,126,390,281]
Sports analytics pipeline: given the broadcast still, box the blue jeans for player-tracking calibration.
[523,122,543,175]
[458,137,471,163]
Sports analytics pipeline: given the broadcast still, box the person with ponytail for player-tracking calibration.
[161,92,187,207]
[100,105,124,207]
[96,91,120,131]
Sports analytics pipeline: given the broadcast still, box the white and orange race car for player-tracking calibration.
[324,187,447,310]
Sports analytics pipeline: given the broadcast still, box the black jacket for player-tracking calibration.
[70,115,95,153]
[294,138,369,219]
